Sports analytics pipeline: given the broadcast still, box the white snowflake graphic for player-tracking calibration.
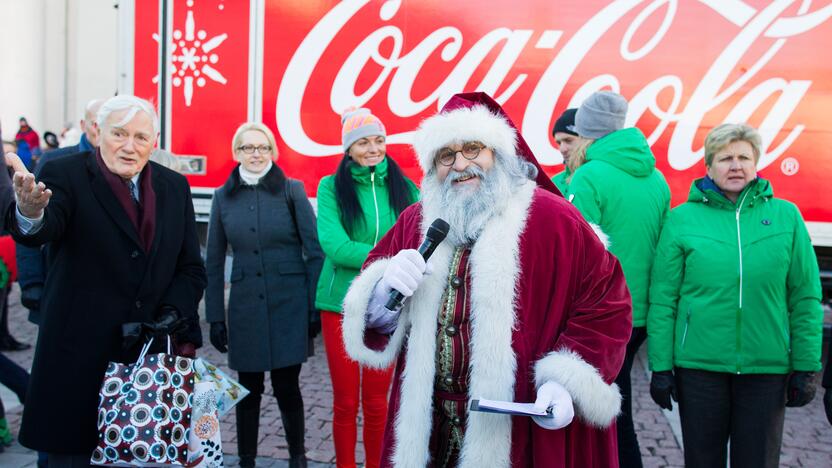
[153,0,227,106]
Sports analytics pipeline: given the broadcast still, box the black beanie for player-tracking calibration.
[552,108,578,137]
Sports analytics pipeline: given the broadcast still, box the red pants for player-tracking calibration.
[321,311,393,468]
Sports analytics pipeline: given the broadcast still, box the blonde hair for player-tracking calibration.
[704,123,762,167]
[565,138,594,183]
[231,122,278,158]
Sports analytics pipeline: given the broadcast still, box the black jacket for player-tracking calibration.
[9,151,206,454]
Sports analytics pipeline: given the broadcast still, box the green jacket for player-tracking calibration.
[315,157,419,312]
[567,127,670,327]
[647,178,823,374]
[551,167,571,194]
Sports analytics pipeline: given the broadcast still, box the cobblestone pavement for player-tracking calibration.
[0,285,830,467]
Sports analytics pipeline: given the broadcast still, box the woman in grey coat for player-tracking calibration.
[205,122,323,468]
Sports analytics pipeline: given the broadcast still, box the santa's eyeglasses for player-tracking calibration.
[435,142,487,166]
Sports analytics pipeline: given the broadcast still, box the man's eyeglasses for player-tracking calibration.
[237,144,272,155]
[436,142,486,167]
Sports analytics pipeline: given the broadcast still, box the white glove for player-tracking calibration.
[532,381,574,430]
[380,249,427,298]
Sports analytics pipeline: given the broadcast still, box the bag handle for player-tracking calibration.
[133,335,173,368]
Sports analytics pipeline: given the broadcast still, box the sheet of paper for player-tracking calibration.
[469,398,553,418]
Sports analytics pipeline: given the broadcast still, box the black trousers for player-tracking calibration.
[614,326,647,468]
[237,364,304,413]
[236,364,305,462]
[676,367,787,468]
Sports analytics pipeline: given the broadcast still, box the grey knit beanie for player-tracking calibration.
[575,91,628,140]
[341,107,386,152]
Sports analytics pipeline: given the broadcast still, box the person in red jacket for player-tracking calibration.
[342,93,631,468]
[0,236,28,351]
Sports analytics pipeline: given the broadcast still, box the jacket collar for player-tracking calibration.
[224,163,287,196]
[690,176,772,210]
[349,156,389,185]
[78,134,94,153]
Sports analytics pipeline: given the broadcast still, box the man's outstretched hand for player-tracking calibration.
[11,154,51,219]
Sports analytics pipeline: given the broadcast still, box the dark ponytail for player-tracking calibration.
[334,154,363,236]
[334,154,416,236]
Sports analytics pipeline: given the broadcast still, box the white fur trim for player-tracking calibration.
[390,242,453,467]
[534,349,622,427]
[412,105,517,172]
[589,222,610,249]
[387,180,536,468]
[342,258,409,369]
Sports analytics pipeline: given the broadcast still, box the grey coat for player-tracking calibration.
[205,165,323,372]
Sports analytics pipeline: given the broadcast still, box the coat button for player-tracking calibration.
[446,325,458,336]
[250,227,256,233]
[253,250,259,254]
[131,250,139,259]
[259,294,265,300]
[249,205,255,211]
[443,375,454,386]
[451,416,461,426]
[450,276,463,289]
[135,300,142,309]
[256,272,262,277]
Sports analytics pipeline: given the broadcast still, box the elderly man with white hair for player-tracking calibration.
[8,94,206,466]
[342,93,632,468]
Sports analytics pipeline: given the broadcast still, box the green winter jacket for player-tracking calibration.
[647,178,823,374]
[315,157,419,312]
[567,127,671,327]
[551,167,571,194]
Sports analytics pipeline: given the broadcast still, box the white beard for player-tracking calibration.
[421,163,517,247]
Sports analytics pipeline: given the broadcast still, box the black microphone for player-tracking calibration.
[384,218,450,311]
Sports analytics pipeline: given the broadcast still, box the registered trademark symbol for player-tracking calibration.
[781,157,799,176]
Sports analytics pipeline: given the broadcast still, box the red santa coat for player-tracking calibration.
[343,180,632,468]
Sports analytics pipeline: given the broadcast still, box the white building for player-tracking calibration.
[0,0,119,142]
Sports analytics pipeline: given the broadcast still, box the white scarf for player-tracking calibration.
[238,160,273,186]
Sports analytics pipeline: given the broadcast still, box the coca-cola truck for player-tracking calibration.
[117,0,832,298]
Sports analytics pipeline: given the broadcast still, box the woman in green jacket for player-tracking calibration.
[647,123,823,468]
[316,108,419,468]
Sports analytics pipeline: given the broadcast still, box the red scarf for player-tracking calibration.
[95,150,156,252]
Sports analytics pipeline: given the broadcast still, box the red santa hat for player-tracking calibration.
[412,92,561,195]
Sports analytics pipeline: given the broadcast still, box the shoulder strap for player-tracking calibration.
[284,179,301,239]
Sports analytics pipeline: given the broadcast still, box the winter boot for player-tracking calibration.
[281,408,307,468]
[236,403,260,468]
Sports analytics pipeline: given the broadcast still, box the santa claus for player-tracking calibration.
[342,92,632,468]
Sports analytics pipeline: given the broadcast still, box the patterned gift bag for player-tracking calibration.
[192,358,249,417]
[186,381,224,467]
[91,338,195,466]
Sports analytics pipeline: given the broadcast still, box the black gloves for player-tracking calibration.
[786,371,816,407]
[308,320,321,339]
[650,370,677,411]
[824,388,832,425]
[151,306,187,336]
[309,309,321,338]
[20,284,42,311]
[210,322,228,353]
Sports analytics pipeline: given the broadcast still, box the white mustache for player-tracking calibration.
[446,166,486,184]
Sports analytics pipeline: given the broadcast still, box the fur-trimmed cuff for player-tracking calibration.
[588,223,610,249]
[342,258,408,369]
[534,349,621,427]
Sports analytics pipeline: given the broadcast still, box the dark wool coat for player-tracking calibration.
[9,152,206,454]
[205,165,323,372]
[343,183,632,468]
